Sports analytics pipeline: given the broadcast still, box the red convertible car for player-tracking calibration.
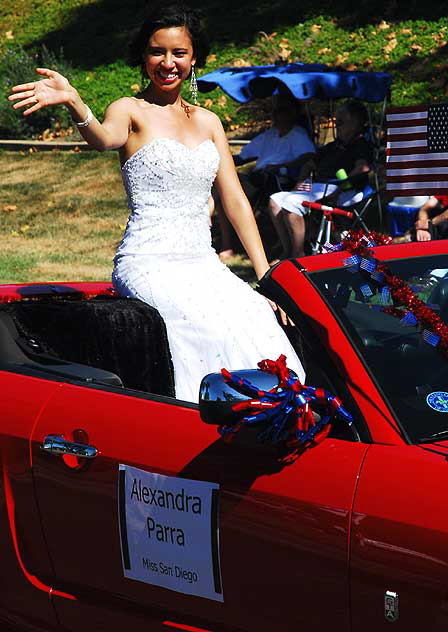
[1,240,448,631]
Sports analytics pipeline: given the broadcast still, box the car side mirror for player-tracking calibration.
[199,364,354,455]
[199,368,297,426]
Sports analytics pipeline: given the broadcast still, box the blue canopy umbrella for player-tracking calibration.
[197,63,392,103]
[198,63,392,226]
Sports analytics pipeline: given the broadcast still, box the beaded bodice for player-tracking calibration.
[116,138,220,258]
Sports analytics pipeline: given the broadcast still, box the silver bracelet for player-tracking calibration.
[74,106,93,128]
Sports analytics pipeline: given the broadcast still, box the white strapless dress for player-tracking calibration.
[112,137,305,402]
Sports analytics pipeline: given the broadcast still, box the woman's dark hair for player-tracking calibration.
[129,3,210,69]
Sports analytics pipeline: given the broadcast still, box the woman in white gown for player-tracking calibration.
[8,2,305,401]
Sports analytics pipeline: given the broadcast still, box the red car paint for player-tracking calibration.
[0,242,447,631]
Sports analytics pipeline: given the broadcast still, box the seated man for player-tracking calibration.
[235,97,316,174]
[216,94,316,260]
[393,195,448,243]
[268,101,372,258]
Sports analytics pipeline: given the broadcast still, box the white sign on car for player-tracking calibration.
[118,464,223,602]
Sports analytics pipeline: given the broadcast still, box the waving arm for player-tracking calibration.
[8,67,130,151]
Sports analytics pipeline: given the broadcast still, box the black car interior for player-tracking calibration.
[0,295,175,397]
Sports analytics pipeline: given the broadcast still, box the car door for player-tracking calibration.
[351,443,448,631]
[0,370,63,630]
[30,377,368,632]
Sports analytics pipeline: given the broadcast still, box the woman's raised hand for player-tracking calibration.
[8,67,76,116]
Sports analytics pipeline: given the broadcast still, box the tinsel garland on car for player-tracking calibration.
[328,230,448,354]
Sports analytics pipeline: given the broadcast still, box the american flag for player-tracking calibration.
[386,103,448,196]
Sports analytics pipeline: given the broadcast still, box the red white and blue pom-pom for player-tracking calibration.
[218,355,353,453]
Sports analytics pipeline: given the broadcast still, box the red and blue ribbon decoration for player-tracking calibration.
[218,355,353,451]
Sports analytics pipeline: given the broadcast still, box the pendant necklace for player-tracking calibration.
[181,100,191,118]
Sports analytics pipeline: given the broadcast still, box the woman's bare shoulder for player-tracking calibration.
[193,105,221,124]
[101,97,136,120]
[193,106,225,138]
[105,96,146,113]
[104,97,160,131]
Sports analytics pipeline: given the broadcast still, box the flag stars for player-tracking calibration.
[428,104,448,152]
[386,104,448,194]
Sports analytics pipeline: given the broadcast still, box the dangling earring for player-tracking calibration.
[190,65,198,105]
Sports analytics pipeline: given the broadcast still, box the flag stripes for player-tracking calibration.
[386,103,448,196]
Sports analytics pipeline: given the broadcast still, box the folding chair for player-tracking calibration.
[325,171,376,229]
[302,200,355,254]
[303,173,378,254]
[249,153,317,215]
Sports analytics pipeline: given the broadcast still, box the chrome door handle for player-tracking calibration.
[41,435,98,459]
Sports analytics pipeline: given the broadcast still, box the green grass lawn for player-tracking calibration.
[0,149,127,281]
[1,1,448,137]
